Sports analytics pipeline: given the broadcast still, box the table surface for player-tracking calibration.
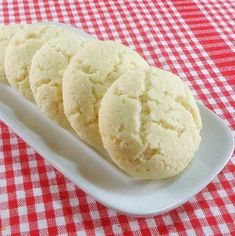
[0,0,234,235]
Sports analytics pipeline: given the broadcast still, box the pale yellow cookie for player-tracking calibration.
[4,24,77,101]
[29,35,86,131]
[99,68,202,179]
[0,24,23,83]
[62,40,149,151]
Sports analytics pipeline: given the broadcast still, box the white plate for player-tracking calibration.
[0,25,234,217]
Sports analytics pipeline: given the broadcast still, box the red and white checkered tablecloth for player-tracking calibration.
[0,0,234,235]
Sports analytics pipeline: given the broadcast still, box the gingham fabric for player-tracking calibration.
[0,0,234,235]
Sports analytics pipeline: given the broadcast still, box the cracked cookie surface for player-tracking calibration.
[4,24,77,101]
[29,35,86,131]
[0,24,23,83]
[99,68,202,179]
[62,40,149,151]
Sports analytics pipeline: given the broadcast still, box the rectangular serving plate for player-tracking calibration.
[0,24,233,217]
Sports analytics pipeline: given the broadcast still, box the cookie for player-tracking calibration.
[99,68,202,179]
[0,24,23,83]
[4,24,76,101]
[29,35,86,131]
[62,40,149,151]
